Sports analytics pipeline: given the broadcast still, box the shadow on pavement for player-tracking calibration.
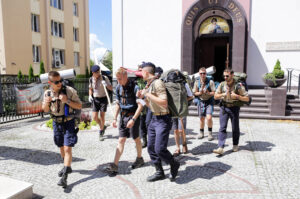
[176,161,232,184]
[0,146,84,165]
[0,117,48,132]
[221,141,276,156]
[190,142,219,155]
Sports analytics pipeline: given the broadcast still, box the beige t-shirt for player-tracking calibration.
[89,76,111,98]
[44,86,81,116]
[147,79,169,114]
[193,78,215,101]
[215,80,248,103]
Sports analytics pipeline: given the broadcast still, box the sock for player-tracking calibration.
[200,129,204,133]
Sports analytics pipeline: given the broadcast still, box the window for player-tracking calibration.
[31,14,39,32]
[32,45,41,63]
[73,3,78,16]
[73,27,79,41]
[74,52,79,66]
[51,20,64,38]
[50,0,63,10]
[52,48,65,68]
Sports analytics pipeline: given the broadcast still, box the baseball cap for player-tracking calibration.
[91,65,100,72]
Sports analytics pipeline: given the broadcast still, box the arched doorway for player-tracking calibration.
[182,0,247,78]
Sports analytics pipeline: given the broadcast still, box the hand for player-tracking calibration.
[59,94,68,103]
[88,95,93,103]
[141,89,147,96]
[126,119,135,128]
[44,96,52,104]
[136,90,144,98]
[101,80,107,87]
[231,92,239,100]
[112,119,117,128]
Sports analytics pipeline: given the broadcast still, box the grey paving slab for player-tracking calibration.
[0,115,299,199]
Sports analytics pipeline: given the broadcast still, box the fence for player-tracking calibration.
[0,76,91,124]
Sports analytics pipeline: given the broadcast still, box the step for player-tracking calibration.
[0,176,33,199]
[286,110,300,116]
[251,97,267,103]
[189,110,300,121]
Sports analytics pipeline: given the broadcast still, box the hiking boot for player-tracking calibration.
[105,163,118,174]
[131,157,145,169]
[197,132,204,139]
[213,147,224,155]
[173,148,181,157]
[169,159,180,181]
[57,173,68,188]
[147,163,165,182]
[58,166,72,177]
[208,132,214,141]
[232,145,239,152]
[99,130,104,141]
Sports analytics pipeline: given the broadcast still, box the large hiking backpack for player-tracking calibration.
[193,76,218,105]
[160,69,188,118]
[219,72,252,107]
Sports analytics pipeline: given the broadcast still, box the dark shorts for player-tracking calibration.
[119,114,140,139]
[53,119,77,147]
[198,100,214,117]
[171,117,187,131]
[92,97,108,112]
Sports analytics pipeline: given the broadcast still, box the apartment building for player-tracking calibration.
[0,0,89,75]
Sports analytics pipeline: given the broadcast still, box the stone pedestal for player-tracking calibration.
[0,176,33,199]
[265,87,287,116]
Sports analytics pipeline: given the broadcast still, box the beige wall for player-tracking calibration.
[0,0,89,75]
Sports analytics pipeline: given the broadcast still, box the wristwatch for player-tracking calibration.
[132,118,136,122]
[66,99,71,105]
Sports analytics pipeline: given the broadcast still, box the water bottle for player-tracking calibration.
[64,104,69,116]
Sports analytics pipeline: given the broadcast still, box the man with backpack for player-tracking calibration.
[104,68,145,175]
[213,68,250,155]
[193,67,216,141]
[137,62,180,182]
[89,65,112,141]
[42,71,82,188]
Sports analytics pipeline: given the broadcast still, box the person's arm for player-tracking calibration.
[145,92,168,108]
[42,91,51,112]
[206,80,215,96]
[104,77,113,91]
[214,85,225,100]
[126,103,143,128]
[112,103,120,128]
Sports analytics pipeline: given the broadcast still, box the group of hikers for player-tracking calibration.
[42,62,250,188]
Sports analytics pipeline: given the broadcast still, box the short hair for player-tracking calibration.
[142,62,156,74]
[199,67,206,72]
[211,18,217,23]
[115,67,127,76]
[223,68,234,74]
[48,71,60,80]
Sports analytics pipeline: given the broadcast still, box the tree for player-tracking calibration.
[39,60,45,75]
[89,59,94,76]
[101,51,112,71]
[28,64,34,82]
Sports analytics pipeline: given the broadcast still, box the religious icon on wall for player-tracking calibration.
[199,16,230,35]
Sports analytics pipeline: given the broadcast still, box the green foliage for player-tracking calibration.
[76,74,87,79]
[17,70,22,81]
[101,51,112,71]
[78,121,91,130]
[274,59,281,70]
[264,73,277,86]
[39,61,45,75]
[273,69,284,79]
[46,119,53,129]
[90,59,94,67]
[85,66,89,78]
[28,64,34,82]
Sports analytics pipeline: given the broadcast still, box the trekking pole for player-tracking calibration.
[99,70,114,118]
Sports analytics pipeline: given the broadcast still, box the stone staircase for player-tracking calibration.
[189,89,300,120]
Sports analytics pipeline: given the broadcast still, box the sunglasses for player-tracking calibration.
[50,79,63,85]
[223,75,230,78]
[200,73,206,75]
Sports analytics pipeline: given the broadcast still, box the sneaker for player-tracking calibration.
[99,130,104,141]
[197,132,204,139]
[213,147,224,155]
[232,145,239,152]
[105,163,118,174]
[131,157,145,169]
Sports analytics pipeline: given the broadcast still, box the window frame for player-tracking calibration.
[73,2,78,16]
[32,45,41,63]
[73,27,79,42]
[31,14,40,32]
[51,20,64,38]
[74,52,79,67]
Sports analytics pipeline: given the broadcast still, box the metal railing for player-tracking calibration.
[286,68,300,96]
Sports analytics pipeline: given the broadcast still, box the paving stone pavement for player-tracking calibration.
[0,115,300,199]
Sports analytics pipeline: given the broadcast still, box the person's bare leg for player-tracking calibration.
[134,137,142,158]
[207,114,213,141]
[113,137,127,165]
[100,112,106,130]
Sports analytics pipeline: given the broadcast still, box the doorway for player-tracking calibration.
[194,35,230,82]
